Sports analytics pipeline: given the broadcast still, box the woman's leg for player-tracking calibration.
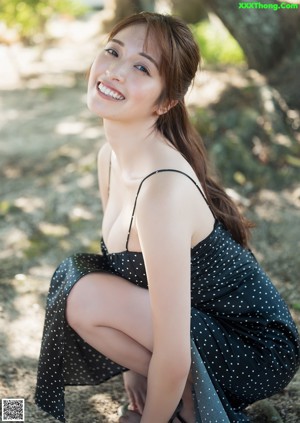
[66,272,195,421]
[66,272,153,375]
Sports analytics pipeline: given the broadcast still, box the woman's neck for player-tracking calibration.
[103,119,163,178]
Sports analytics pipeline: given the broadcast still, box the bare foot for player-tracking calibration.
[179,377,196,423]
[123,370,147,414]
[172,410,193,423]
[118,409,141,423]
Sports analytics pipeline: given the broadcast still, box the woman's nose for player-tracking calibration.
[105,65,125,82]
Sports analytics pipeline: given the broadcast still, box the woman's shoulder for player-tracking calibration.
[137,155,201,203]
[135,168,200,220]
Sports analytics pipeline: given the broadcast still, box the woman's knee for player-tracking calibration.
[65,281,84,331]
[65,274,104,331]
[65,272,153,348]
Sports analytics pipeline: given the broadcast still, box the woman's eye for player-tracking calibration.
[105,48,118,57]
[135,65,150,75]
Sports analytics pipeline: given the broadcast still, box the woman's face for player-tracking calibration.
[87,24,164,123]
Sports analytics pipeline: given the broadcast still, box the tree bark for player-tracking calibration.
[202,0,300,73]
[102,0,155,31]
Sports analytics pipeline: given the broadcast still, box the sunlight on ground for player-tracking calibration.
[15,196,45,213]
[56,120,86,135]
[69,205,95,220]
[1,275,45,360]
[187,66,249,107]
[0,12,106,90]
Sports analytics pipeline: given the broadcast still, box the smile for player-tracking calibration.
[97,82,125,100]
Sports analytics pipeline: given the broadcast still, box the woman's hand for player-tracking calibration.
[123,370,147,414]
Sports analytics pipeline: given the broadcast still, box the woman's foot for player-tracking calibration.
[123,370,147,414]
[176,404,195,423]
[179,378,195,423]
[172,416,187,423]
[118,404,141,423]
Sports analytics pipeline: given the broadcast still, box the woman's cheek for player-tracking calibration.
[130,79,161,103]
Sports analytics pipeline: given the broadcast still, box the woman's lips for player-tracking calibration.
[97,82,125,100]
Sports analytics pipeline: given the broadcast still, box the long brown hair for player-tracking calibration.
[108,12,253,247]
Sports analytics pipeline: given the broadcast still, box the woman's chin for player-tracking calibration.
[86,100,105,118]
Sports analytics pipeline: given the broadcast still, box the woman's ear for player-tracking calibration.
[156,99,178,115]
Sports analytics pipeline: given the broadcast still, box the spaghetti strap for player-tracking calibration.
[125,169,216,251]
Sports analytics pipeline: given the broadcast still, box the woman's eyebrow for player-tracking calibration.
[139,52,159,69]
[110,38,124,46]
[110,38,159,69]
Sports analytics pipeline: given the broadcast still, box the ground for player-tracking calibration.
[0,12,299,423]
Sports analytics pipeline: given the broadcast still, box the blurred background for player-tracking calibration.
[0,0,300,421]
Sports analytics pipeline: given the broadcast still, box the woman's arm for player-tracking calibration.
[97,142,112,211]
[136,173,194,423]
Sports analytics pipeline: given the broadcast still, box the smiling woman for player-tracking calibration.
[35,11,300,423]
[87,24,164,124]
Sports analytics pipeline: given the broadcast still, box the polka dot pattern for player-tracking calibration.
[35,223,300,422]
[35,170,300,422]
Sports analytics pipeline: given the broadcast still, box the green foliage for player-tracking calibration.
[292,303,300,312]
[191,84,300,194]
[191,19,245,65]
[0,0,87,42]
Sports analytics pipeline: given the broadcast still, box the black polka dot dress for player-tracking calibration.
[35,170,300,422]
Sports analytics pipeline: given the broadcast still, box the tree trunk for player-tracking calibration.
[140,0,155,11]
[202,0,300,109]
[203,0,300,72]
[103,0,155,31]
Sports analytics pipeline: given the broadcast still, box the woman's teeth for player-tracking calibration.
[97,82,125,100]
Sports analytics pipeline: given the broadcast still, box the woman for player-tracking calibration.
[35,12,300,423]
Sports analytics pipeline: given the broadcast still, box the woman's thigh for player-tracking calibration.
[66,272,153,351]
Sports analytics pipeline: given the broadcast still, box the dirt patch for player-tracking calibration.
[0,13,299,423]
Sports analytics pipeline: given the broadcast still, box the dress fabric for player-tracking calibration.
[35,170,300,423]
